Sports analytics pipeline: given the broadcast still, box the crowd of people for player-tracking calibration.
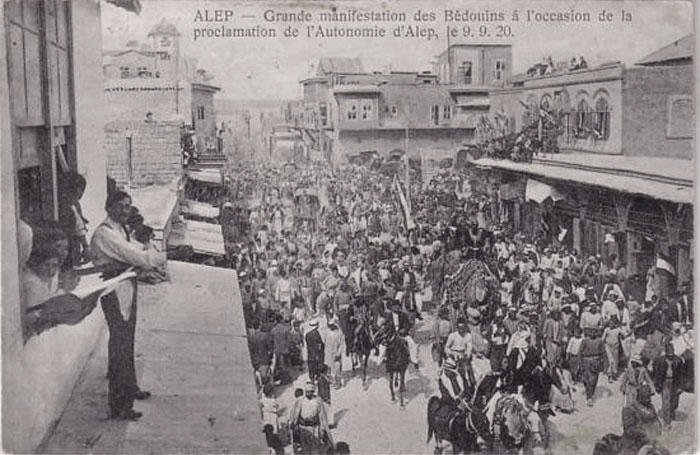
[214,159,693,455]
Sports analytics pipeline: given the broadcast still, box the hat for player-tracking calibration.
[672,322,682,333]
[630,353,643,365]
[308,319,319,328]
[305,381,317,392]
[508,306,517,312]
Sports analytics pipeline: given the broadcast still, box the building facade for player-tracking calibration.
[102,18,220,153]
[468,35,694,297]
[288,47,512,176]
[0,1,140,451]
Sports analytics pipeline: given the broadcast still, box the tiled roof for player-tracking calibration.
[317,58,364,75]
[637,35,693,65]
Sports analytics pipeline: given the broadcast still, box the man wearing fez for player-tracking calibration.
[91,190,167,420]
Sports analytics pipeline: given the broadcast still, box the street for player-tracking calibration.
[278,313,696,455]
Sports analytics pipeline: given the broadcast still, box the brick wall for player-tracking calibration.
[105,120,182,187]
[622,65,693,159]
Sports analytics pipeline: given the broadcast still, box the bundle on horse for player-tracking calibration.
[443,258,500,323]
[488,392,543,454]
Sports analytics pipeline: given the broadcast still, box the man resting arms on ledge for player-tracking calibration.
[91,190,167,421]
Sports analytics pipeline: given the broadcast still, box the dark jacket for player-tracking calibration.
[249,329,272,368]
[651,354,683,393]
[387,310,411,333]
[270,322,292,355]
[305,328,325,363]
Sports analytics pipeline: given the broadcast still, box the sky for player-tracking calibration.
[101,0,693,101]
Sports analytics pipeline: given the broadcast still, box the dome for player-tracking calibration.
[147,18,181,37]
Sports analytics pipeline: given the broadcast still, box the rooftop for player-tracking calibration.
[317,57,364,76]
[637,34,694,66]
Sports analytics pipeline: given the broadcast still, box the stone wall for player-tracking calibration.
[622,65,694,159]
[105,120,182,187]
[103,78,192,124]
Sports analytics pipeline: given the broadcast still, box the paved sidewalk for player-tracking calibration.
[41,261,266,454]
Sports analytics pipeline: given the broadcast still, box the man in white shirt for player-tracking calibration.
[444,319,473,361]
[91,190,166,421]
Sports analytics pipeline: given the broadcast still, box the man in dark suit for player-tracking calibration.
[388,301,411,333]
[652,342,683,428]
[248,319,273,386]
[675,283,693,325]
[306,319,325,382]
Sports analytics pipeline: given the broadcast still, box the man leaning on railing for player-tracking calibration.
[90,190,167,421]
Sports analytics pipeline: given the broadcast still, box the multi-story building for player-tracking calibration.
[0,1,136,450]
[466,35,694,297]
[289,46,512,178]
[102,18,220,153]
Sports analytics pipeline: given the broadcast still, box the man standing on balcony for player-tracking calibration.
[91,190,167,420]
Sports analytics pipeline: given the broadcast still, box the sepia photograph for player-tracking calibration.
[0,0,695,454]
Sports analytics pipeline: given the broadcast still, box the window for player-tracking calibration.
[6,0,74,222]
[443,105,451,119]
[319,103,327,126]
[120,66,130,78]
[197,106,205,120]
[431,105,440,125]
[391,105,398,117]
[574,99,591,138]
[459,61,472,84]
[5,0,89,339]
[361,102,372,120]
[347,103,357,120]
[493,59,506,81]
[593,98,610,140]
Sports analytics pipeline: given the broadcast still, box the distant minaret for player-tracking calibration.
[147,18,181,79]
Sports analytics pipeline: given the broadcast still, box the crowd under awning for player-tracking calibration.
[472,156,694,204]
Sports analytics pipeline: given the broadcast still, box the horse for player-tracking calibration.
[349,318,375,387]
[347,298,376,387]
[382,329,412,407]
[426,396,492,455]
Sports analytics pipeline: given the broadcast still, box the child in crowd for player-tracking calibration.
[566,328,583,384]
[602,317,623,382]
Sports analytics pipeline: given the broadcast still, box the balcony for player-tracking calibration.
[39,261,266,454]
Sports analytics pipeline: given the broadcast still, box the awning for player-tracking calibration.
[471,156,693,204]
[456,98,491,108]
[525,179,566,203]
[181,200,219,219]
[105,0,142,14]
[498,180,526,201]
[169,220,225,257]
[185,169,222,184]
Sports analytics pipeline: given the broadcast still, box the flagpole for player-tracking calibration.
[404,101,411,212]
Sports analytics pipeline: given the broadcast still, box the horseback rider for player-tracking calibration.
[439,346,477,408]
